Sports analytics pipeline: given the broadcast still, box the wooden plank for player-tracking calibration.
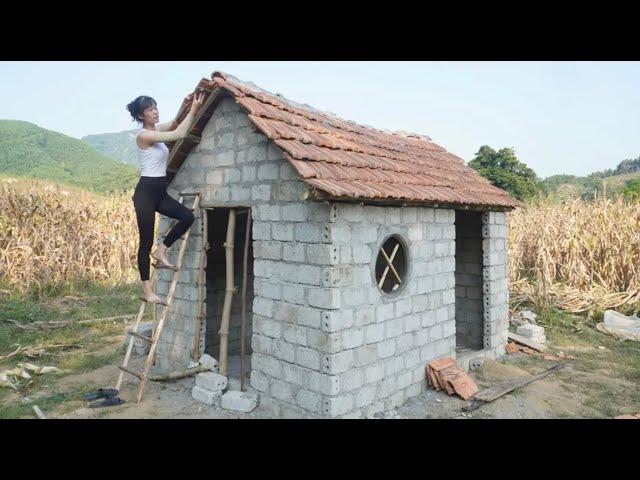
[464,363,566,411]
[507,332,547,352]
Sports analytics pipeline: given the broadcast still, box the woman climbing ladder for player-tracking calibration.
[126,91,205,305]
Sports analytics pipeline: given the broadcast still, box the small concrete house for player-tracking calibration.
[154,71,521,418]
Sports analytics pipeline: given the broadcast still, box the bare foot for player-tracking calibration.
[151,250,176,270]
[139,293,168,306]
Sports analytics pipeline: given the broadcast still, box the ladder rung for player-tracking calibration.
[127,331,153,343]
[179,192,201,197]
[118,366,145,380]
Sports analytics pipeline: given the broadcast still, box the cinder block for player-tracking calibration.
[198,354,219,372]
[321,350,354,374]
[516,324,546,343]
[282,204,308,222]
[295,389,321,414]
[282,243,306,263]
[192,385,222,406]
[251,184,271,202]
[270,380,295,403]
[306,244,339,265]
[196,372,228,392]
[272,223,295,241]
[257,162,280,180]
[341,328,364,349]
[308,288,341,309]
[322,266,353,288]
[364,323,384,344]
[221,390,259,413]
[295,223,322,243]
[321,309,354,332]
[126,322,153,355]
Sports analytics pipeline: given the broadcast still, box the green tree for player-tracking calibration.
[468,146,540,201]
[621,178,640,201]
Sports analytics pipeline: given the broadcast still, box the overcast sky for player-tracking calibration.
[1,61,638,178]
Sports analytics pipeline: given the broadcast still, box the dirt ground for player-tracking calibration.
[5,322,640,419]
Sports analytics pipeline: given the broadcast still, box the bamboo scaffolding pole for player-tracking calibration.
[378,243,400,289]
[240,207,251,391]
[148,365,208,381]
[193,207,209,360]
[381,247,402,284]
[218,209,236,376]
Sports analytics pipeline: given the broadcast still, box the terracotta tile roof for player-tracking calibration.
[167,71,522,209]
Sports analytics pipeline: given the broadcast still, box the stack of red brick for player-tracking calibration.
[426,357,479,400]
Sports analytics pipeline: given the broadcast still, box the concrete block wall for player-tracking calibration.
[455,211,484,351]
[319,204,457,418]
[247,200,350,418]
[481,211,510,357]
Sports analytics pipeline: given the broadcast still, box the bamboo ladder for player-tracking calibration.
[116,192,203,404]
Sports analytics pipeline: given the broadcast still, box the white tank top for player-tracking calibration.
[136,128,169,177]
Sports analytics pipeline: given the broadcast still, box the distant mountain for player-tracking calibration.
[81,129,139,167]
[0,120,139,194]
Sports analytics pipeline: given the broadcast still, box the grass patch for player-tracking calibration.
[58,350,121,374]
[0,387,87,419]
[0,280,146,359]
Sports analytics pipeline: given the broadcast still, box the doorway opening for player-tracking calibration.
[204,207,254,385]
[454,210,484,352]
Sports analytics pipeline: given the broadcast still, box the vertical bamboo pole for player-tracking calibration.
[218,209,236,376]
[151,277,157,338]
[240,207,251,391]
[193,207,209,360]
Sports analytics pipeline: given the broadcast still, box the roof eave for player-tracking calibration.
[308,187,520,212]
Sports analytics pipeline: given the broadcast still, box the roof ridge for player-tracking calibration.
[213,71,439,144]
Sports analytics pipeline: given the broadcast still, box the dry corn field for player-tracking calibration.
[509,196,640,313]
[0,177,140,295]
[2,176,639,314]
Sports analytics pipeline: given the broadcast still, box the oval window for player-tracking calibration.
[375,235,407,294]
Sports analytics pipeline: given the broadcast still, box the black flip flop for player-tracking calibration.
[84,388,119,402]
[89,396,126,408]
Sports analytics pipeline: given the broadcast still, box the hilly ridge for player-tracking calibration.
[0,120,139,194]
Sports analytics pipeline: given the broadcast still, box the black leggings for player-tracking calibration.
[132,176,195,281]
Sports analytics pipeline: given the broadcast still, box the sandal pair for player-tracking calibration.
[84,388,126,408]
